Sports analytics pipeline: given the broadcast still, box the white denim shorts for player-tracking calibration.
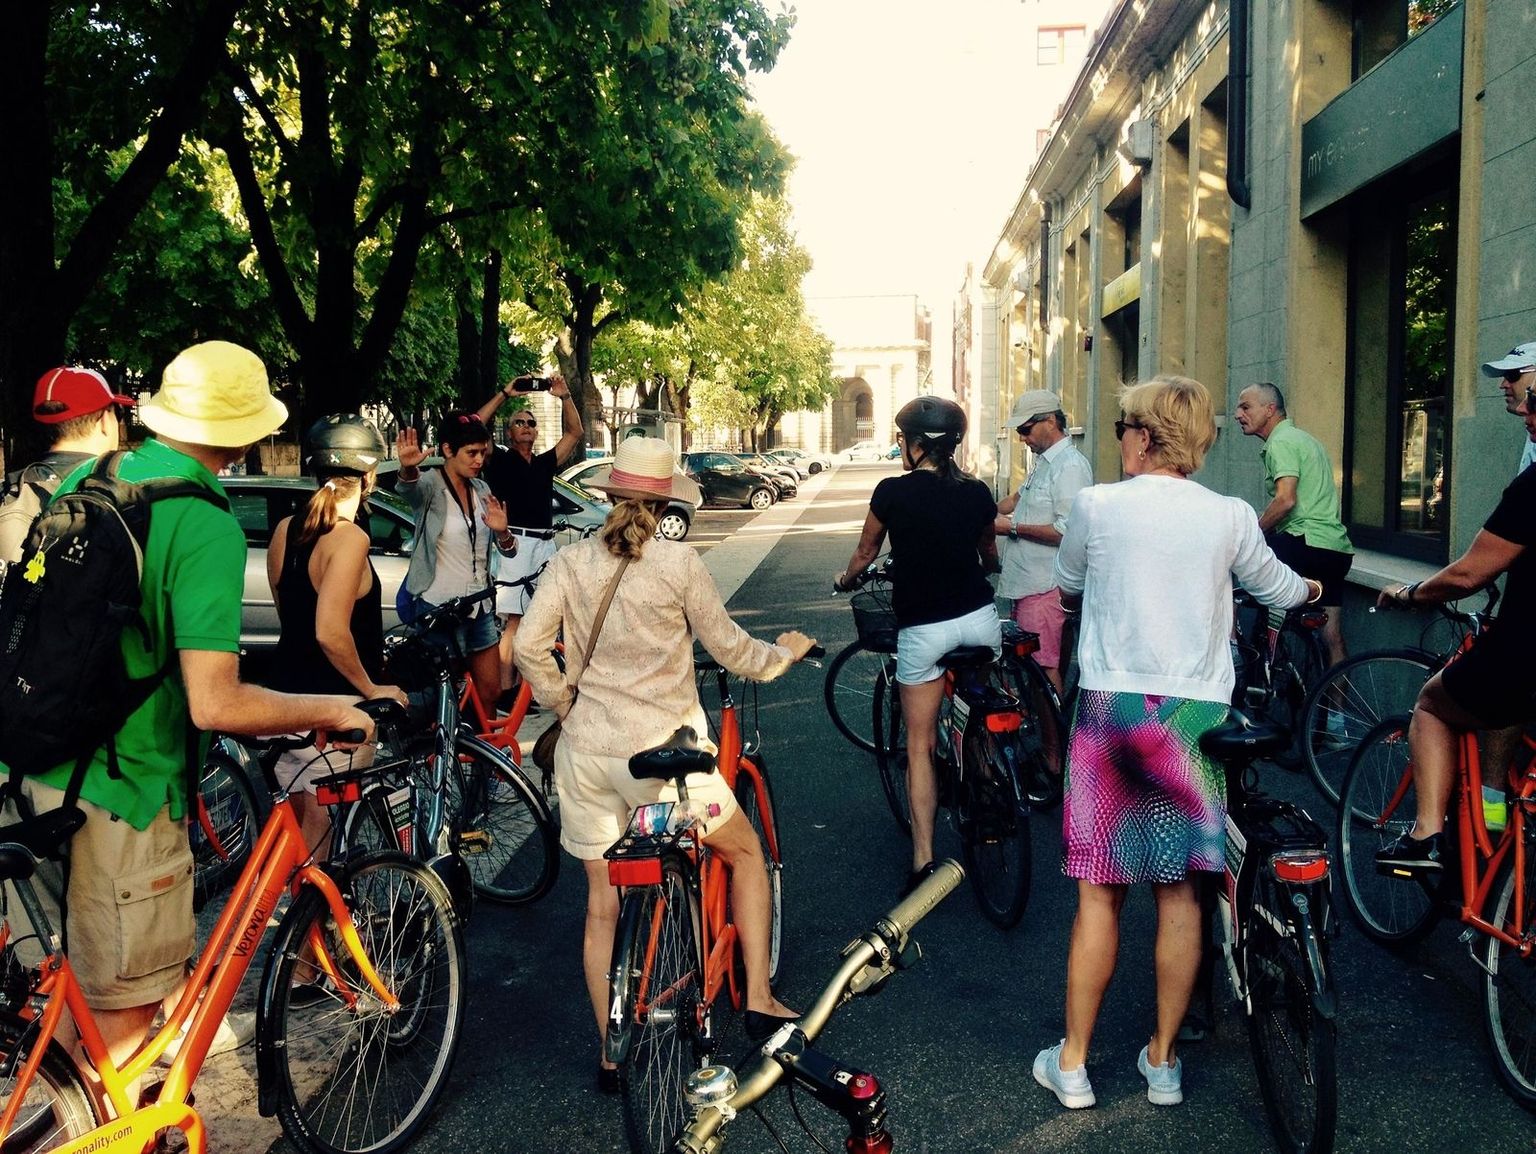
[895,604,1002,685]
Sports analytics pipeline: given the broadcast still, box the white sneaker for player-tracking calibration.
[157,1010,257,1065]
[1033,1040,1095,1108]
[1137,1044,1184,1105]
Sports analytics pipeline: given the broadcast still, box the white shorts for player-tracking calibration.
[494,532,558,616]
[895,604,1002,685]
[272,742,375,796]
[553,739,738,860]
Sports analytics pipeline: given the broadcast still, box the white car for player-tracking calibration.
[766,449,833,476]
[560,457,696,540]
[842,440,887,462]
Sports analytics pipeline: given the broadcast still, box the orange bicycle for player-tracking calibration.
[1336,598,1536,1109]
[458,569,565,765]
[602,647,820,1154]
[0,727,467,1154]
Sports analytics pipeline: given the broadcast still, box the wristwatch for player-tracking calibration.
[1008,527,1019,541]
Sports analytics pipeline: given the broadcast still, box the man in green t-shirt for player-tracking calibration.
[4,341,374,1088]
[1235,382,1355,666]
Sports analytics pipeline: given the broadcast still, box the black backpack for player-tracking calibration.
[0,451,227,806]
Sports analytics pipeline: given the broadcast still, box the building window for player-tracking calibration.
[1353,0,1459,78]
[1344,170,1456,561]
[1037,25,1085,66]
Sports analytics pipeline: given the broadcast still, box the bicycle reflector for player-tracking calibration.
[985,711,1023,734]
[1269,849,1329,884]
[314,775,362,806]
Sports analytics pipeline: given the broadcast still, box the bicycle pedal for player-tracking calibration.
[458,830,492,855]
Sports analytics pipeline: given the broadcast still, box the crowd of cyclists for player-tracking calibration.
[0,333,1532,1147]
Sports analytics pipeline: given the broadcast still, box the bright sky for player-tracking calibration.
[749,0,1048,367]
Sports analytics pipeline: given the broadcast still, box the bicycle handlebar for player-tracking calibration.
[833,557,894,596]
[669,860,964,1153]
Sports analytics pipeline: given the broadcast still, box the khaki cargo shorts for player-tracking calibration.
[3,781,195,1011]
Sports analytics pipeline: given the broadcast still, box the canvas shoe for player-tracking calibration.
[157,1010,256,1065]
[1137,1045,1184,1105]
[1033,1041,1095,1109]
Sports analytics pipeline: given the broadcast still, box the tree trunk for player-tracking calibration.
[478,249,501,397]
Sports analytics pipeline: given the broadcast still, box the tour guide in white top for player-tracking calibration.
[994,389,1093,696]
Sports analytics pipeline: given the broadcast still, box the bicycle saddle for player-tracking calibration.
[629,726,717,782]
[1199,712,1291,762]
[0,806,87,875]
[937,646,998,670]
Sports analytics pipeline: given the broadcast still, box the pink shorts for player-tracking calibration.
[1012,590,1066,670]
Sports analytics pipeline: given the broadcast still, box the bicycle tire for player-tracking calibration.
[958,722,1032,928]
[454,734,559,905]
[192,747,262,913]
[824,642,894,755]
[261,853,466,1154]
[1335,716,1439,946]
[339,783,406,857]
[618,861,709,1154]
[1245,918,1338,1153]
[994,653,1065,810]
[0,1009,97,1153]
[1301,649,1436,805]
[871,668,912,834]
[1482,854,1536,1110]
[734,760,783,984]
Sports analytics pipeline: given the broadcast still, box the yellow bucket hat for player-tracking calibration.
[138,341,288,448]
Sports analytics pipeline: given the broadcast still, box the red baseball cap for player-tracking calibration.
[32,367,133,424]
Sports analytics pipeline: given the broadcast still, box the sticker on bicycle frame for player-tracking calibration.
[628,802,675,837]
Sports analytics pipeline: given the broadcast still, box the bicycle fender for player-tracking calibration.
[604,890,650,1066]
[428,851,475,922]
[1284,886,1338,1021]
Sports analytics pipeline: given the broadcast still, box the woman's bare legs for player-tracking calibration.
[705,810,795,1017]
[1146,878,1202,1067]
[581,858,622,1071]
[1060,880,1127,1069]
[898,677,946,871]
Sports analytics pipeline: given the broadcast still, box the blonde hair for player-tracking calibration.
[1119,374,1216,476]
[294,472,371,547]
[600,498,663,560]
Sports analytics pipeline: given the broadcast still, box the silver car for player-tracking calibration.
[228,472,608,649]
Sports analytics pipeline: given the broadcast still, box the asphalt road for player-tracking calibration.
[209,463,1533,1153]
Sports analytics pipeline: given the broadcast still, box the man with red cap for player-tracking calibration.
[0,366,133,568]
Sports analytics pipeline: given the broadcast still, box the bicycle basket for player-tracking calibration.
[382,630,450,692]
[850,586,898,653]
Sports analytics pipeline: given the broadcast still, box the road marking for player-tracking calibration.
[704,465,840,603]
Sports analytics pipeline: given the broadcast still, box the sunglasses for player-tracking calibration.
[1504,368,1532,384]
[1524,385,1536,412]
[1016,419,1042,436]
[512,418,537,428]
[1114,419,1147,440]
[113,404,134,424]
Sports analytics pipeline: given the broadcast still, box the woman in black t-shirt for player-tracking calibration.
[834,397,1001,894]
[1372,401,1536,876]
[268,415,407,851]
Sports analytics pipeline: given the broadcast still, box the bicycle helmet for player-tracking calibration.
[894,396,966,454]
[305,413,386,475]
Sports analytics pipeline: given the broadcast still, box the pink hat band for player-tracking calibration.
[607,466,670,496]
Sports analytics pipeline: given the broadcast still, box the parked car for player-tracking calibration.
[681,452,779,511]
[230,470,608,649]
[766,448,833,476]
[737,452,807,487]
[724,452,798,498]
[886,442,902,459]
[842,440,887,462]
[560,456,695,541]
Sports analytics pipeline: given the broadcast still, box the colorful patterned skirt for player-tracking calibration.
[1062,689,1230,885]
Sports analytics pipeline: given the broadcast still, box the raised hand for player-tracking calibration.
[549,375,569,399]
[484,494,509,534]
[396,426,426,470]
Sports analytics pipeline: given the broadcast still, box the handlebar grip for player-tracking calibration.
[805,644,826,661]
[357,698,410,724]
[325,728,369,746]
[879,859,964,941]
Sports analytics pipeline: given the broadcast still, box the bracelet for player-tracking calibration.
[1305,579,1323,604]
[1399,581,1420,605]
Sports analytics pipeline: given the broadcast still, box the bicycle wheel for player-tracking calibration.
[824,642,893,755]
[994,654,1065,810]
[1245,920,1338,1153]
[618,862,709,1154]
[338,783,407,856]
[1267,626,1327,759]
[1335,716,1439,946]
[1482,855,1536,1110]
[871,668,912,834]
[262,853,466,1154]
[453,734,559,905]
[734,761,783,984]
[0,1010,97,1153]
[959,722,1032,929]
[1301,649,1436,805]
[192,747,262,912]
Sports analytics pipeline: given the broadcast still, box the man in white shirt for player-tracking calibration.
[994,390,1093,694]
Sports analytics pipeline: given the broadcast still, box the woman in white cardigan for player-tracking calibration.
[1033,375,1322,1111]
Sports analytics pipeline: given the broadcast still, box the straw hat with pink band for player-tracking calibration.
[588,437,703,506]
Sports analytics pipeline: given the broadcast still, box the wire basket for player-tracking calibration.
[850,586,898,653]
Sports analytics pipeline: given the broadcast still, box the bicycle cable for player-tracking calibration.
[747,1104,794,1154]
[786,1078,836,1154]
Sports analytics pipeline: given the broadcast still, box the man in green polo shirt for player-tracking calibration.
[4,341,373,1087]
[1235,382,1355,666]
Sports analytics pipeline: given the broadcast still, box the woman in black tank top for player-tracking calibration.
[265,415,406,851]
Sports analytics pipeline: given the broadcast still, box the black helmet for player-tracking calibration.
[305,414,385,475]
[894,396,966,453]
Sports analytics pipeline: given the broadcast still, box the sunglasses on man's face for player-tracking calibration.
[512,418,537,428]
[1017,419,1041,436]
[1503,368,1532,384]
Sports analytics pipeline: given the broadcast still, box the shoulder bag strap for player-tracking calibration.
[567,556,632,692]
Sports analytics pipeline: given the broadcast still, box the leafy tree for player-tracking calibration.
[1,0,244,461]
